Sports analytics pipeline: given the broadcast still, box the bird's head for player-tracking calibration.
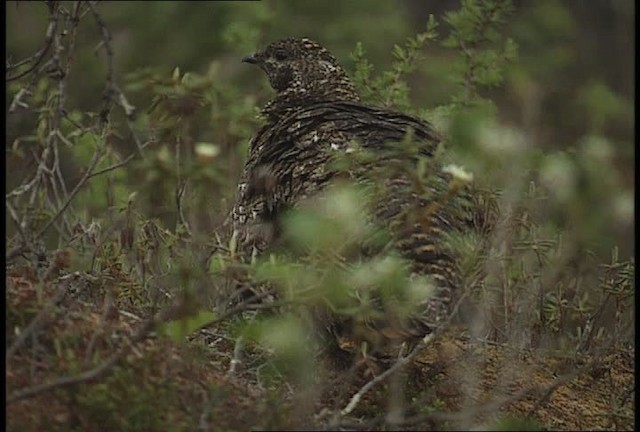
[243,38,360,118]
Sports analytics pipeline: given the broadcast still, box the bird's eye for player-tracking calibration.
[274,50,288,61]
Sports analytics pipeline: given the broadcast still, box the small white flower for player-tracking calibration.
[442,164,474,183]
[195,142,220,160]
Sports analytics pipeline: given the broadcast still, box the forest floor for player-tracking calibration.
[6,266,635,431]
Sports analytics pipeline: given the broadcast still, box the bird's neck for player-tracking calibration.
[261,79,361,122]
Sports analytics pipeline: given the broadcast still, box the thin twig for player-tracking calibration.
[336,357,593,431]
[6,201,29,245]
[341,333,434,417]
[84,287,117,366]
[524,354,606,419]
[86,139,155,179]
[197,387,217,431]
[336,292,469,422]
[87,1,137,121]
[353,344,612,430]
[383,384,536,427]
[226,336,244,377]
[6,244,31,263]
[8,74,38,112]
[87,0,143,165]
[175,135,193,236]
[35,142,106,240]
[6,1,58,82]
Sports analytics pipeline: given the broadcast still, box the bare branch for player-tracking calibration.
[334,292,469,423]
[6,1,58,82]
[341,333,435,417]
[226,336,244,377]
[5,244,31,263]
[6,201,29,245]
[35,141,107,240]
[87,1,137,122]
[86,139,155,179]
[8,75,38,113]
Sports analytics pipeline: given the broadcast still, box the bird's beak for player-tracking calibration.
[242,54,259,64]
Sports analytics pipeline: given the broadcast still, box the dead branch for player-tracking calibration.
[86,139,156,179]
[337,341,614,431]
[332,292,469,425]
[87,1,136,121]
[35,141,106,240]
[6,201,29,246]
[341,333,435,418]
[6,1,58,82]
[226,336,245,377]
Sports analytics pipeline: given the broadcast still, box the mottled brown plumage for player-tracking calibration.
[231,38,484,358]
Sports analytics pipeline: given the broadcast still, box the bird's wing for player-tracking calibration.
[230,101,475,278]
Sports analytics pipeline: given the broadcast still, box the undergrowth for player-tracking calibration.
[6,1,634,431]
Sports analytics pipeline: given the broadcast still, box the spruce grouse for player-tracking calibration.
[230,37,485,358]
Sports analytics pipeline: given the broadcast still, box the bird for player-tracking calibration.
[229,37,490,364]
